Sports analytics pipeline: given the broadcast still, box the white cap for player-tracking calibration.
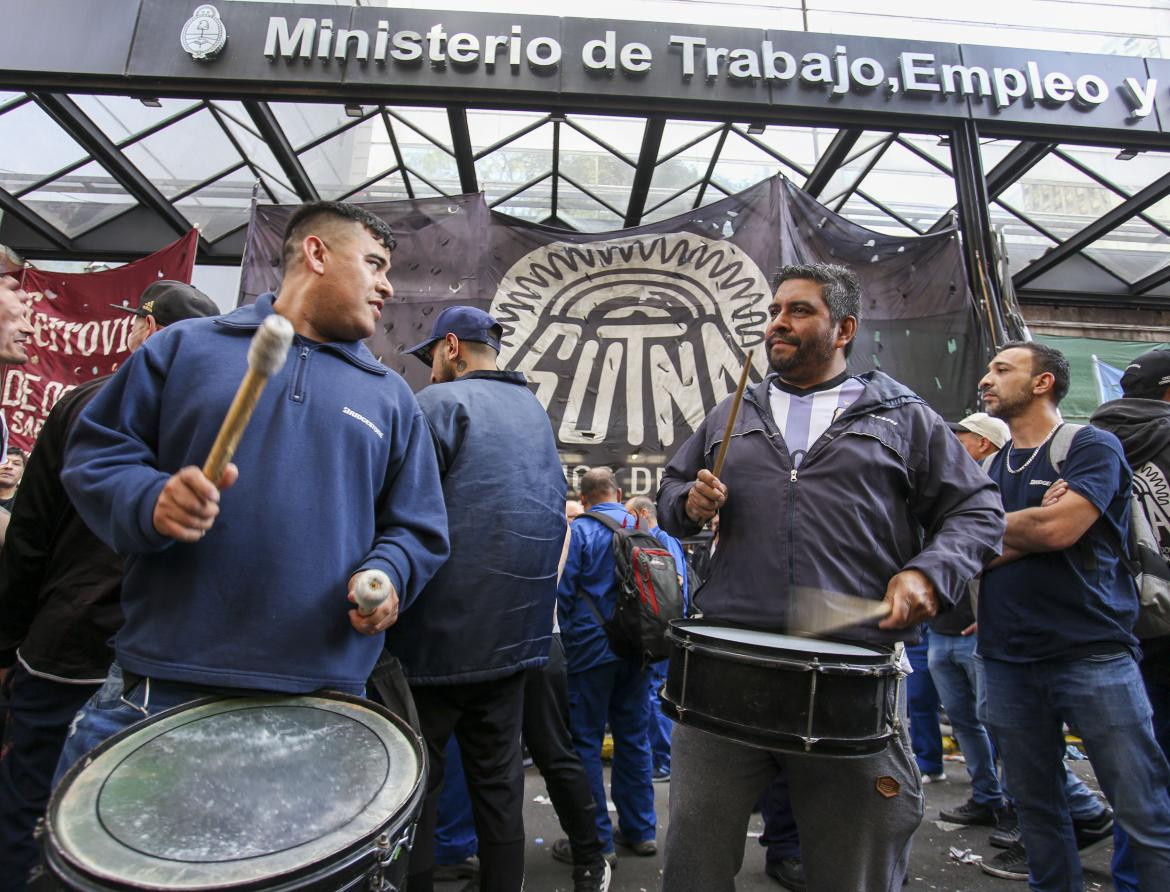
[949,412,1010,450]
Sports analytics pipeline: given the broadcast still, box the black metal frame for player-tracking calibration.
[1,80,1168,314]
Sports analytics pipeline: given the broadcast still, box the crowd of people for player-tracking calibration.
[0,199,1168,892]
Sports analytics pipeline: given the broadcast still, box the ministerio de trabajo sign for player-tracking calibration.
[4,1,1169,137]
[258,16,1151,118]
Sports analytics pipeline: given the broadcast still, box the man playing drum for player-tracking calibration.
[55,201,450,775]
[656,262,1004,891]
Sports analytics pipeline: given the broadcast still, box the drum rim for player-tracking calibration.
[667,618,893,662]
[46,692,426,891]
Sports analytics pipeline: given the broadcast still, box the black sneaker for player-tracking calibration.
[572,860,612,892]
[764,856,807,892]
[939,798,999,826]
[1074,807,1114,851]
[989,804,1021,849]
[980,842,1030,881]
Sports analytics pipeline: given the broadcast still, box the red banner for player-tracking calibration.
[3,230,199,450]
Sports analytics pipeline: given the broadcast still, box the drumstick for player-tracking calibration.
[788,585,892,638]
[712,348,753,478]
[353,569,392,616]
[202,314,294,484]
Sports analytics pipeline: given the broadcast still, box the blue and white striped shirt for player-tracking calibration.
[768,375,865,468]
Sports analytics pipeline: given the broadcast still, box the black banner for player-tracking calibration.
[241,176,989,495]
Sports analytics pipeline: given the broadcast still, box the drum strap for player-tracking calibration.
[367,650,422,737]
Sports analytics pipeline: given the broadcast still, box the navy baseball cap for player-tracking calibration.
[1121,348,1170,398]
[404,306,502,365]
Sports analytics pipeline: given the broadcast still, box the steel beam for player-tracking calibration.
[693,125,730,209]
[1131,262,1170,296]
[950,121,1009,342]
[0,187,71,250]
[1014,168,1170,288]
[928,139,1052,234]
[34,93,193,239]
[830,136,893,214]
[243,100,319,202]
[624,116,665,227]
[803,129,862,198]
[986,140,1053,200]
[447,106,479,195]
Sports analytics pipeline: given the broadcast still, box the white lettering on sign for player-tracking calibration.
[255,17,1149,118]
[491,233,769,453]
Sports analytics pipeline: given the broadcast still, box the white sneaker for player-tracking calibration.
[921,771,947,783]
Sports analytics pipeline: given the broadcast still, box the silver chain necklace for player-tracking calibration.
[1004,422,1062,475]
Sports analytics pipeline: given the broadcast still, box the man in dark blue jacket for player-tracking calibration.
[55,202,449,776]
[656,262,1004,891]
[389,306,574,892]
[558,467,657,866]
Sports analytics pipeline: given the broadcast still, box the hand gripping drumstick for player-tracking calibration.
[353,569,392,616]
[202,314,294,485]
[712,348,753,478]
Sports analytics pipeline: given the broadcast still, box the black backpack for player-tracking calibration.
[577,510,685,665]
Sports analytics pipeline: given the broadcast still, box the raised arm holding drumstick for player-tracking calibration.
[57,202,449,778]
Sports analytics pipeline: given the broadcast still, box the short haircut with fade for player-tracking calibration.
[281,201,397,270]
[998,340,1071,405]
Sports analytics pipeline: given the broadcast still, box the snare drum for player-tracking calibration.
[45,693,425,891]
[660,620,901,756]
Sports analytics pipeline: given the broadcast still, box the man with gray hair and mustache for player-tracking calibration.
[656,262,1004,891]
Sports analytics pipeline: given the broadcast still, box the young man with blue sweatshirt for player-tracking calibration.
[55,201,449,777]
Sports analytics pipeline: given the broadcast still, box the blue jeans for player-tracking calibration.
[1111,676,1170,892]
[646,660,672,773]
[906,635,943,775]
[435,735,478,865]
[928,633,1002,805]
[983,654,1170,892]
[567,660,655,850]
[53,664,209,789]
[973,653,1104,821]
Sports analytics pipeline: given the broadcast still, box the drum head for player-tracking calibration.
[670,620,888,660]
[48,695,422,890]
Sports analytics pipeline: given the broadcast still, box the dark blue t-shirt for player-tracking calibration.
[980,425,1138,662]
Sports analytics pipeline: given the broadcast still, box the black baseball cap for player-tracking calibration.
[404,306,503,366]
[110,280,219,327]
[1121,348,1170,398]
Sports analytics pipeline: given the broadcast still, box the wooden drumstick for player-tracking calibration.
[202,314,294,484]
[353,569,392,616]
[712,348,753,478]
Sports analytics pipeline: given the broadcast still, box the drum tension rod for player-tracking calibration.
[803,663,819,752]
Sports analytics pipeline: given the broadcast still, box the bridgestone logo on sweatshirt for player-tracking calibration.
[342,406,384,439]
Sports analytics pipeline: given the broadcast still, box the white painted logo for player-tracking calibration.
[342,406,384,439]
[181,5,228,61]
[490,233,770,452]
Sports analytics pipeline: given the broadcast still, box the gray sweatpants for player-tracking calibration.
[661,721,924,891]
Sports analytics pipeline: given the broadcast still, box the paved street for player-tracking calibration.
[438,754,1117,892]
